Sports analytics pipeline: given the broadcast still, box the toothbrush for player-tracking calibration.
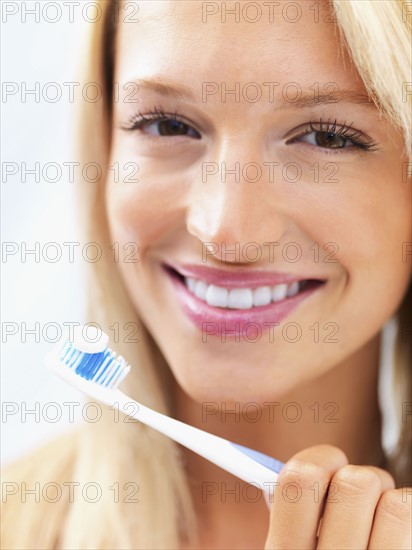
[45,326,285,494]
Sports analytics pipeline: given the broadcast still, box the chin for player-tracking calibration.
[167,351,317,406]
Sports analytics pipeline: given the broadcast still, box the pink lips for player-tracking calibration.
[164,264,326,338]
[166,262,306,288]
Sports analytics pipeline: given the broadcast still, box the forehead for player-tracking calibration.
[115,0,366,97]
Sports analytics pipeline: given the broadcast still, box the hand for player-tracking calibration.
[264,445,411,549]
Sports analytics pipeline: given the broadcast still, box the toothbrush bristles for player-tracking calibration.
[58,339,130,389]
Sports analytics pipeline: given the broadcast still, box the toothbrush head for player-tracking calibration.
[46,325,131,390]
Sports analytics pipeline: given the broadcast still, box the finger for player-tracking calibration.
[265,445,348,549]
[368,488,412,550]
[317,465,395,550]
[263,488,272,511]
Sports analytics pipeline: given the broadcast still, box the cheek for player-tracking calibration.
[338,164,410,269]
[105,174,181,249]
[105,141,197,248]
[313,160,411,316]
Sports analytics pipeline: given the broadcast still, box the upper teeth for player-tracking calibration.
[185,277,302,309]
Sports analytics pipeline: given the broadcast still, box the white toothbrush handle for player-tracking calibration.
[50,363,284,493]
[88,384,283,492]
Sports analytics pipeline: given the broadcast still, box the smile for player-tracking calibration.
[164,264,326,336]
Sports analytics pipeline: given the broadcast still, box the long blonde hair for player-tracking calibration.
[2,1,411,548]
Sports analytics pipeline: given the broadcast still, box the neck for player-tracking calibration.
[172,333,384,549]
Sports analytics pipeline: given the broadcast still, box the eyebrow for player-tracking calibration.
[128,78,376,109]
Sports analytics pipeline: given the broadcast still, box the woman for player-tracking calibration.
[2,0,411,548]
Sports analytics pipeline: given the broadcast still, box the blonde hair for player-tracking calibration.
[2,1,411,547]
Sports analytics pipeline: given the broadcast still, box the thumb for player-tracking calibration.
[263,488,273,511]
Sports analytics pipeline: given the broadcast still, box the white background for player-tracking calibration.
[1,1,95,465]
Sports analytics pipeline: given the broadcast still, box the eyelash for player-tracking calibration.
[124,106,192,133]
[288,118,379,152]
[122,106,379,153]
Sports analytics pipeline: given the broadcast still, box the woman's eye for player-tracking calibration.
[142,118,200,138]
[297,131,350,149]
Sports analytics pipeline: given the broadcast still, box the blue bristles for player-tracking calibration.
[59,339,130,389]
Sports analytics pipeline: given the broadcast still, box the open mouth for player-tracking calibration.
[165,265,325,311]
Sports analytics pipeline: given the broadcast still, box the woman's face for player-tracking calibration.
[106,0,411,403]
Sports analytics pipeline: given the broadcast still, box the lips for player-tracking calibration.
[165,263,311,288]
[163,263,326,337]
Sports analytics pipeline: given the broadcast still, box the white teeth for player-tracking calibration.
[187,277,196,292]
[228,288,253,309]
[287,281,300,298]
[253,286,272,307]
[194,280,208,300]
[271,283,288,302]
[206,285,229,308]
[184,277,304,309]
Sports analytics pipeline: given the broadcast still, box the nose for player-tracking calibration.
[186,136,288,263]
